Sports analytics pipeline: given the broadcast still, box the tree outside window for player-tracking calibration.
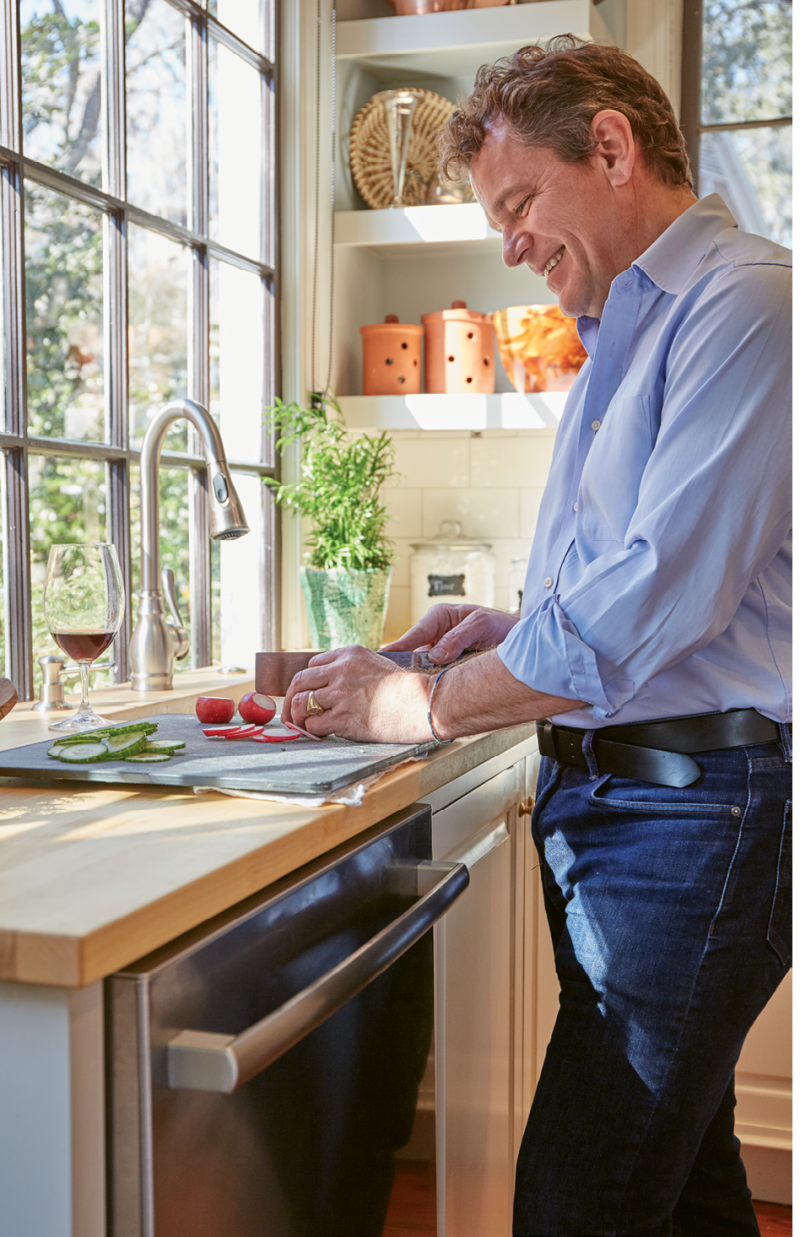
[682,0,792,246]
[0,0,278,699]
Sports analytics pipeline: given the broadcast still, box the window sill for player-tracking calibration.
[5,666,256,746]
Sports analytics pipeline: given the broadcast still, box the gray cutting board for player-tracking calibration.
[0,714,435,796]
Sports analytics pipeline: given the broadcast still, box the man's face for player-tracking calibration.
[470,121,632,319]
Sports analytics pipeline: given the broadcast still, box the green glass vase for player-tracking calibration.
[300,565,393,651]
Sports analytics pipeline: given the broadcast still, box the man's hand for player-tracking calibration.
[281,646,432,743]
[381,604,519,664]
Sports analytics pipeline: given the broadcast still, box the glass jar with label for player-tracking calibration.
[410,521,495,624]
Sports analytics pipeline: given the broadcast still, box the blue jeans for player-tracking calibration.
[514,740,792,1236]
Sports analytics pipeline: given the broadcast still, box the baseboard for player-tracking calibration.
[741,1143,792,1206]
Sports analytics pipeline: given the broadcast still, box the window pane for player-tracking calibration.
[0,465,5,677]
[699,125,792,247]
[208,0,265,54]
[213,472,264,667]
[701,0,792,126]
[210,260,265,460]
[29,453,109,691]
[130,463,193,671]
[21,0,104,186]
[126,0,188,225]
[128,224,190,451]
[209,41,263,257]
[25,183,106,442]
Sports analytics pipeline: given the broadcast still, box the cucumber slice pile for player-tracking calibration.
[55,742,112,764]
[47,721,183,765]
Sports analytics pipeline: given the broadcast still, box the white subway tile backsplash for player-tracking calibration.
[469,433,556,488]
[422,488,519,540]
[520,488,547,536]
[382,488,422,540]
[389,437,470,488]
[383,585,411,644]
[387,538,414,588]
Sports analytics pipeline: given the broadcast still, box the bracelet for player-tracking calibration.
[427,667,453,746]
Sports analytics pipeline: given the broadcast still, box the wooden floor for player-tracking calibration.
[383,1168,790,1236]
[755,1201,792,1236]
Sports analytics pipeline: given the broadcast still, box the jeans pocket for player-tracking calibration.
[766,800,792,967]
[587,777,739,816]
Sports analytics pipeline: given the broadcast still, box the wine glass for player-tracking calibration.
[43,543,125,732]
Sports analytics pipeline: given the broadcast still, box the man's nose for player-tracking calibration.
[503,226,529,269]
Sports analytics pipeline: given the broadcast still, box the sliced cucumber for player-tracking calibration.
[51,721,158,746]
[124,752,173,763]
[102,732,149,758]
[143,739,185,752]
[56,742,113,763]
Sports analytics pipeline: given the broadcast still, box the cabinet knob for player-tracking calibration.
[518,796,535,818]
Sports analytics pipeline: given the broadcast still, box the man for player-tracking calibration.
[284,37,791,1235]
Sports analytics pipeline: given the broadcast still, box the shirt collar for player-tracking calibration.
[633,193,738,294]
[574,195,738,356]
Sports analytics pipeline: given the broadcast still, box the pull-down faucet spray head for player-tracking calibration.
[130,398,250,691]
[206,460,249,541]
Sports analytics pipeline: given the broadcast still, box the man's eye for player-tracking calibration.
[514,197,530,216]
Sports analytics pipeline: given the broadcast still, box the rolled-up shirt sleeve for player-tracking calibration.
[498,258,792,721]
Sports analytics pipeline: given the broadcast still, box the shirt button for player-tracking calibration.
[573,502,578,511]
[544,577,553,589]
[591,420,602,432]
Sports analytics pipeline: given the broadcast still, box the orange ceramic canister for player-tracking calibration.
[361,314,423,395]
[421,300,495,394]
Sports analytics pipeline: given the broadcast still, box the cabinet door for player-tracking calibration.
[431,761,527,1237]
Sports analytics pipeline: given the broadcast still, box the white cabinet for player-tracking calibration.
[421,738,540,1235]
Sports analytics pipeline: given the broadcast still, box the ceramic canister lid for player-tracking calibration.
[411,520,492,553]
[421,300,490,325]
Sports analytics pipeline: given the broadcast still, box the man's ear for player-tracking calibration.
[590,110,636,187]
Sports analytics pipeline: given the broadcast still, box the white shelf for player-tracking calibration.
[337,1,611,78]
[338,392,567,430]
[334,203,499,257]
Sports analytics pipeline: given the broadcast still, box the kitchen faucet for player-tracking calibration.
[130,398,250,691]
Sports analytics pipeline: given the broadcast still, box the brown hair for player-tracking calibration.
[441,36,692,189]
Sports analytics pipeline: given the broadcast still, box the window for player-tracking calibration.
[681,0,792,246]
[0,0,278,700]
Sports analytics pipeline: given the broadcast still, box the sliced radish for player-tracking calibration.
[285,721,323,741]
[202,725,244,737]
[253,726,303,743]
[223,725,262,740]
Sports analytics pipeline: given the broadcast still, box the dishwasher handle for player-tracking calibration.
[166,857,469,1093]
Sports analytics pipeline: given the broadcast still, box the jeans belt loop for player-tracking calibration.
[538,721,557,760]
[778,721,793,763]
[581,729,601,780]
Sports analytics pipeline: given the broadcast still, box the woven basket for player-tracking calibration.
[349,88,456,210]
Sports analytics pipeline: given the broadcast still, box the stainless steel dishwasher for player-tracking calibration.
[106,803,468,1237]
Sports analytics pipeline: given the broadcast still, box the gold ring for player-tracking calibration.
[307,690,324,715]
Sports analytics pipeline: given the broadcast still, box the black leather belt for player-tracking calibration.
[536,709,783,789]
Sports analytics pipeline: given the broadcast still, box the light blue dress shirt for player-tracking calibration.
[498,195,792,728]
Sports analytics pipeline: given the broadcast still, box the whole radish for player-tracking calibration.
[238,692,277,724]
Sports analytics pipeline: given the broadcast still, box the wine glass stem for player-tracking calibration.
[78,662,91,715]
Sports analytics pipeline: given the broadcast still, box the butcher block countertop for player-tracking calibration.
[0,668,535,990]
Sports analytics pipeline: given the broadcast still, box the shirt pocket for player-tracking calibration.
[579,395,657,543]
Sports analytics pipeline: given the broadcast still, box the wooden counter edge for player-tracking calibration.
[1,723,536,989]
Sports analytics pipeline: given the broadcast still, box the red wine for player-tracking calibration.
[53,631,115,662]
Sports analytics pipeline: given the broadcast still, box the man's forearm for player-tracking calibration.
[429,649,584,740]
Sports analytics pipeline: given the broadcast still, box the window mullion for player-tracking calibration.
[188,11,211,668]
[0,0,34,695]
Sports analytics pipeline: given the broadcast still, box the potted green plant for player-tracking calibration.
[264,393,398,650]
